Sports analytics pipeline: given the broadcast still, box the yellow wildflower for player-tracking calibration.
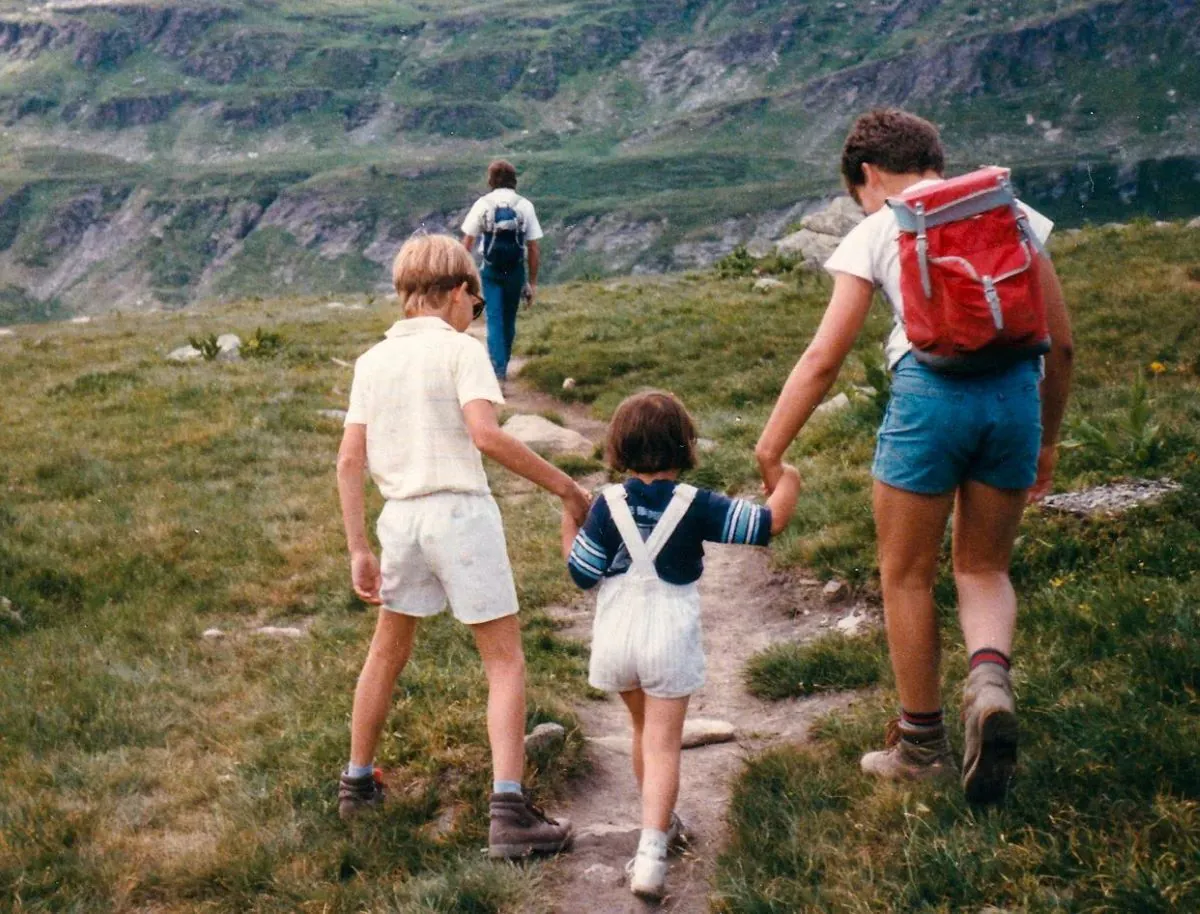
[1149,361,1167,375]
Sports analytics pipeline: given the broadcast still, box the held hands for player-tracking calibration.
[561,480,592,526]
[350,549,382,605]
[1027,443,1058,505]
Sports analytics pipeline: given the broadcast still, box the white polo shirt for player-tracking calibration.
[824,179,1053,369]
[345,317,504,501]
[461,188,544,242]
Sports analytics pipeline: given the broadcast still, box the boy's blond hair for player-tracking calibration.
[392,234,481,317]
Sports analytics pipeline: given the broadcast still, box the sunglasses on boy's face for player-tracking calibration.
[467,290,485,320]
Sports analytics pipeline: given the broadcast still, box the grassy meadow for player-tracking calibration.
[2,222,1199,911]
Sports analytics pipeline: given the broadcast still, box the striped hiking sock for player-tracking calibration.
[899,707,945,744]
[969,648,1011,673]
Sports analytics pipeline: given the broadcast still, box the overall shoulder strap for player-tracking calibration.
[644,484,697,561]
[602,485,652,568]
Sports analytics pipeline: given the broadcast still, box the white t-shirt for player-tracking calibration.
[824,179,1053,369]
[461,188,544,243]
[345,317,504,501]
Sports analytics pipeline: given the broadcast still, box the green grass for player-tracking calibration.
[517,224,1200,911]
[0,301,590,912]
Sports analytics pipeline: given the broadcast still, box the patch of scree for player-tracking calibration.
[1039,478,1182,517]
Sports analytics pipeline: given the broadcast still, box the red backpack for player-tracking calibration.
[887,166,1050,373]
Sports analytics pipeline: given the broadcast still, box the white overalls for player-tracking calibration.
[588,484,706,699]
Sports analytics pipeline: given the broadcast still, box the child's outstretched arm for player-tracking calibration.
[336,424,382,605]
[756,273,874,492]
[766,464,802,535]
[462,399,591,524]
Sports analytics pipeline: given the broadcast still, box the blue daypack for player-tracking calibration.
[482,197,527,274]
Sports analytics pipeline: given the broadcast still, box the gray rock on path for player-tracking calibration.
[681,718,736,748]
[835,608,871,637]
[1039,478,1181,517]
[167,345,203,362]
[753,276,786,292]
[1188,216,1200,229]
[822,579,848,603]
[524,722,567,763]
[502,414,593,457]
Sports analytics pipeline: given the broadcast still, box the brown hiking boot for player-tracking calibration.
[961,664,1019,804]
[338,769,384,820]
[488,792,573,859]
[861,719,956,782]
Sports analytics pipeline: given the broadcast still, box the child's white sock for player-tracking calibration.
[493,779,523,796]
[345,762,374,779]
[638,828,668,856]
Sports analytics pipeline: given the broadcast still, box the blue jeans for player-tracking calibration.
[482,265,525,380]
[872,353,1042,495]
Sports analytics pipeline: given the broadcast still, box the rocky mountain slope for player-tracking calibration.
[0,0,1196,320]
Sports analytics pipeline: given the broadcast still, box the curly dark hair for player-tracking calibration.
[605,391,698,474]
[840,108,945,194]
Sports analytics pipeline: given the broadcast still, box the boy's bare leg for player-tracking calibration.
[873,481,956,713]
[472,613,526,784]
[619,688,647,788]
[640,696,689,832]
[952,480,1026,655]
[350,610,420,767]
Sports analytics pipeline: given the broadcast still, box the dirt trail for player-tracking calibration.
[494,343,859,913]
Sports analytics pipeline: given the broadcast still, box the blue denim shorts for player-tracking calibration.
[872,353,1042,495]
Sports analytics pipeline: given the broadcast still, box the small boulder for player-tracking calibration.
[775,228,840,267]
[835,608,870,637]
[524,722,567,762]
[813,392,851,416]
[562,377,577,391]
[800,196,865,237]
[502,414,593,457]
[167,345,203,362]
[1188,216,1200,229]
[216,333,241,363]
[253,625,305,639]
[822,579,848,603]
[753,276,786,292]
[202,628,225,640]
[682,718,736,749]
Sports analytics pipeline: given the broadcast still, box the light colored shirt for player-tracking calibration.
[824,179,1053,369]
[461,188,544,242]
[345,317,504,500]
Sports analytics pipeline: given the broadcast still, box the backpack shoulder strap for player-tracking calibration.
[644,484,697,561]
[602,485,652,569]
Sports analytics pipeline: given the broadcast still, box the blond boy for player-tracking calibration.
[336,234,588,856]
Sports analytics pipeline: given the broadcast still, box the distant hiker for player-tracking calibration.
[756,109,1074,804]
[461,159,543,383]
[335,233,589,858]
[563,391,800,901]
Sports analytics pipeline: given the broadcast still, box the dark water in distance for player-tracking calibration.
[1014,156,1200,227]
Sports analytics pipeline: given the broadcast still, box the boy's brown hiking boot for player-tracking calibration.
[861,719,956,782]
[961,664,1019,804]
[338,769,385,820]
[488,792,573,859]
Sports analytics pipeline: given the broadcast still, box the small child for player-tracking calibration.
[562,391,800,901]
[336,234,591,858]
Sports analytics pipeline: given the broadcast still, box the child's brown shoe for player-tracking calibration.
[487,792,573,859]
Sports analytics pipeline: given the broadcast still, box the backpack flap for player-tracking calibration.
[887,167,1050,373]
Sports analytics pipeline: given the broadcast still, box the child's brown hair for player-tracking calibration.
[391,234,481,317]
[605,391,698,474]
[840,108,945,196]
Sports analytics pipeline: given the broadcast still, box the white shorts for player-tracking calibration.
[376,492,518,624]
[588,572,704,699]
